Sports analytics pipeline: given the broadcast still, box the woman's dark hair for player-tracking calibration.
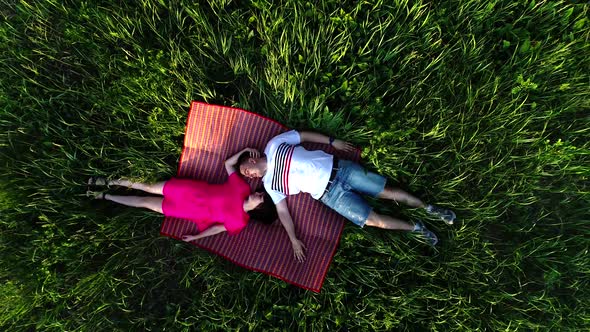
[247,190,278,225]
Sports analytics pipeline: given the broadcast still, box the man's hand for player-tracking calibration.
[275,200,306,262]
[291,238,307,262]
[245,148,260,159]
[332,139,356,153]
[225,148,260,175]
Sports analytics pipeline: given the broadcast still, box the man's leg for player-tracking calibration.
[339,161,426,209]
[102,194,164,214]
[365,211,438,246]
[334,161,455,224]
[378,187,456,225]
[377,187,426,208]
[108,179,166,195]
[319,176,439,245]
[364,211,414,230]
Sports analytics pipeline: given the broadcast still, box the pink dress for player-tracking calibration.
[161,173,251,235]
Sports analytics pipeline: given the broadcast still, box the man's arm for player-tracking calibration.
[182,224,227,242]
[299,131,355,152]
[224,148,260,175]
[275,200,306,262]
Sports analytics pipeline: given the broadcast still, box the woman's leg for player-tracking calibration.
[103,194,164,214]
[108,179,167,195]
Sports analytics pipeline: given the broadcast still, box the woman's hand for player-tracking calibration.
[332,139,355,153]
[181,235,195,242]
[291,239,307,262]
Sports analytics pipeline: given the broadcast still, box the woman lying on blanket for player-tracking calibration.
[87,148,277,241]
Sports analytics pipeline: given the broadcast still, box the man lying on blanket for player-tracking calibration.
[238,130,456,261]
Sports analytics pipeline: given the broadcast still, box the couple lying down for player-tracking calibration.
[88,130,456,261]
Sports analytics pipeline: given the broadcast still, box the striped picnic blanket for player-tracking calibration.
[160,101,360,292]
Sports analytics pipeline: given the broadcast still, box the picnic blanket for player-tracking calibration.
[160,101,360,292]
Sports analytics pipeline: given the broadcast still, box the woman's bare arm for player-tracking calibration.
[182,224,227,242]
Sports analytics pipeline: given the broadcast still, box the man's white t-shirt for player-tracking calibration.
[262,130,334,203]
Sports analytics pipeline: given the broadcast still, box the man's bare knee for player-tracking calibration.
[378,187,402,200]
[365,212,383,228]
[388,188,406,199]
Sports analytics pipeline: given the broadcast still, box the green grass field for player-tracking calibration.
[1,0,588,330]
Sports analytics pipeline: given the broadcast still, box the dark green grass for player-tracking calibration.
[1,0,588,330]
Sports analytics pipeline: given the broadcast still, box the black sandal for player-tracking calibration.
[88,176,109,187]
[86,190,107,200]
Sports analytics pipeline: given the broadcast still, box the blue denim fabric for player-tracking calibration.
[319,160,386,227]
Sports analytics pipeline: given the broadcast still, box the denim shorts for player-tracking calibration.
[319,160,386,227]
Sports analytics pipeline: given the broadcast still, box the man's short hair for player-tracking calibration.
[237,152,251,169]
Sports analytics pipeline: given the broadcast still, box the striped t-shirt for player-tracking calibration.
[262,130,334,204]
